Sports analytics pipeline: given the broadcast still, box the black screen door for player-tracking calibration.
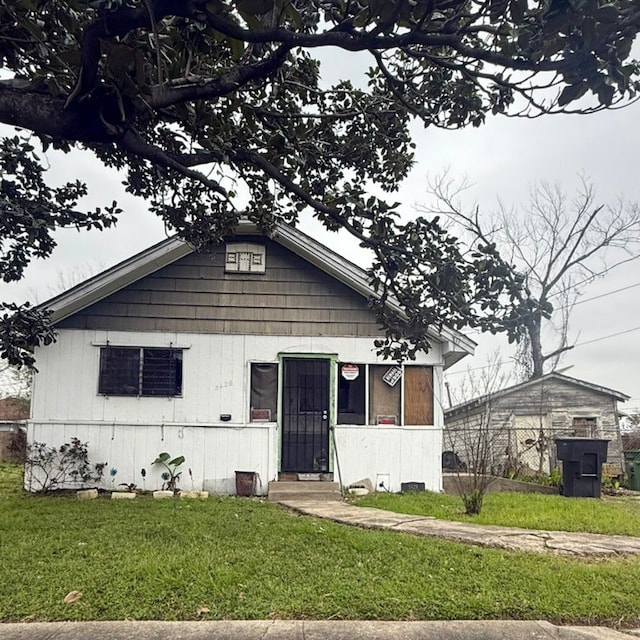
[281,358,330,472]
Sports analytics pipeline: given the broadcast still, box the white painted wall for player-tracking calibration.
[334,425,443,492]
[28,329,446,493]
[28,421,275,495]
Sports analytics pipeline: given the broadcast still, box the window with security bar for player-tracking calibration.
[99,347,183,396]
[572,417,597,437]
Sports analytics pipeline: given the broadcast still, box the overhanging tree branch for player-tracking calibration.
[1,1,640,367]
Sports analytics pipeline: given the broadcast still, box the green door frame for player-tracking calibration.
[277,352,337,473]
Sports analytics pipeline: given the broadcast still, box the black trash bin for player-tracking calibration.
[235,471,257,497]
[555,438,609,498]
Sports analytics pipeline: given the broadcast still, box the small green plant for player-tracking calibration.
[25,438,107,493]
[504,468,562,488]
[462,489,483,516]
[549,467,561,487]
[151,452,185,493]
[602,475,621,495]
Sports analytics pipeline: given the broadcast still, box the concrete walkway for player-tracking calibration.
[280,500,640,556]
[1,620,639,640]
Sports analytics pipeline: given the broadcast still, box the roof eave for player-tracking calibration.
[42,237,191,324]
[445,371,629,418]
[40,221,475,359]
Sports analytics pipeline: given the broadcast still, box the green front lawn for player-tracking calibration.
[2,463,640,626]
[351,490,640,537]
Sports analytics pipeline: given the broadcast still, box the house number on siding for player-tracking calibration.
[214,380,233,390]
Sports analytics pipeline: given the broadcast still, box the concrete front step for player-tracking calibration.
[268,481,341,503]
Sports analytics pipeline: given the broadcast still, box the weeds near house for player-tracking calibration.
[2,463,640,626]
[24,439,107,492]
[444,354,512,515]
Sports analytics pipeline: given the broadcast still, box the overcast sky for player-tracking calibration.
[3,54,640,411]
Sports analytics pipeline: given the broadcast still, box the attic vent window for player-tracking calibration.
[225,243,266,273]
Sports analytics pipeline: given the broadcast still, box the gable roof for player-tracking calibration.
[40,220,475,368]
[445,371,630,418]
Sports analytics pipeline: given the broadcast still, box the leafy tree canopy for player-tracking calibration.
[1,0,639,366]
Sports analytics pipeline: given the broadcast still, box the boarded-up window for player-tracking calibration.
[337,363,365,424]
[404,366,433,425]
[369,365,401,425]
[572,417,597,437]
[250,363,278,421]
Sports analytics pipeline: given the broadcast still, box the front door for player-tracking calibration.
[281,358,330,473]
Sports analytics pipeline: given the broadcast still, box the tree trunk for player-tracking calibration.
[526,313,545,379]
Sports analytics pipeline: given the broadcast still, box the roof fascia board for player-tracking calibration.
[44,237,191,324]
[550,372,630,402]
[445,372,629,417]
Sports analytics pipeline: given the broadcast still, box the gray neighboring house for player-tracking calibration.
[444,372,628,476]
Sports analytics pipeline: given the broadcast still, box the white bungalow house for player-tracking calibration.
[27,221,474,495]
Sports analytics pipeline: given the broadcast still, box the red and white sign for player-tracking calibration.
[341,364,360,381]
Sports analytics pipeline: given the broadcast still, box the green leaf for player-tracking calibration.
[229,37,245,60]
[596,4,618,23]
[235,0,274,15]
[615,37,634,62]
[509,0,527,23]
[106,43,134,76]
[237,9,265,30]
[489,0,509,23]
[581,17,595,49]
[557,81,588,106]
[596,82,615,106]
[170,455,185,467]
[353,8,371,28]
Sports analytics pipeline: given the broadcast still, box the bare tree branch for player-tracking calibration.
[422,172,640,379]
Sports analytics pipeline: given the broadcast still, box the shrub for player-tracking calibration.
[25,438,106,492]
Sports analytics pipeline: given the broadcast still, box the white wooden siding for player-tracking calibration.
[32,330,444,425]
[28,421,442,494]
[28,421,275,495]
[29,328,444,494]
[334,425,442,492]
